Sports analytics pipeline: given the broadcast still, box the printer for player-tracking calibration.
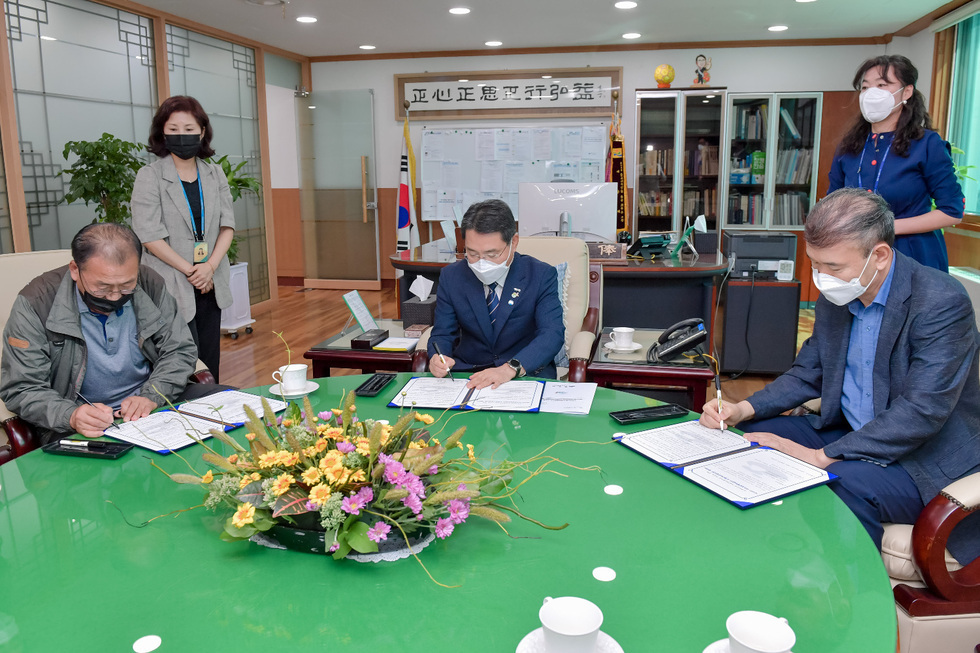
[722,231,796,279]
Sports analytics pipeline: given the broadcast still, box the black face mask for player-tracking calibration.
[164,133,203,160]
[82,292,132,315]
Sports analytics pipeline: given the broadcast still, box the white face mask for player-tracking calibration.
[860,86,906,124]
[467,243,512,286]
[812,250,879,306]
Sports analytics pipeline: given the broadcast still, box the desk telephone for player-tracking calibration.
[647,318,707,363]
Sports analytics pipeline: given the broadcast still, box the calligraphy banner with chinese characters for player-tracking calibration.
[395,68,622,120]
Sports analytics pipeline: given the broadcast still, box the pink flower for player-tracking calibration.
[341,495,362,515]
[367,522,391,543]
[328,541,339,553]
[402,473,425,498]
[318,411,333,423]
[457,483,468,491]
[304,501,317,511]
[447,499,469,524]
[355,486,374,504]
[428,465,439,475]
[402,493,422,515]
[337,441,356,454]
[435,518,454,539]
[384,460,407,484]
[378,453,393,465]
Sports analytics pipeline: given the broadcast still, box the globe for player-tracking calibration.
[654,64,675,88]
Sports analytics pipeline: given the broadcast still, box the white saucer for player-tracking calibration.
[703,638,793,653]
[517,627,623,653]
[603,341,643,353]
[269,380,319,399]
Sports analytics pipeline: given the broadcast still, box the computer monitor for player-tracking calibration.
[517,182,618,243]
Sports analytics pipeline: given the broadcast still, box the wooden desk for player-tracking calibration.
[0,374,896,652]
[390,245,729,341]
[303,319,416,377]
[587,328,716,408]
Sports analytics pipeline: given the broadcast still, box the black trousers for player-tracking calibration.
[187,288,222,383]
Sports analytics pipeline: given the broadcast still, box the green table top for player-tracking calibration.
[0,374,896,652]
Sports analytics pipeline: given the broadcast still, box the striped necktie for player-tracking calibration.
[486,282,499,324]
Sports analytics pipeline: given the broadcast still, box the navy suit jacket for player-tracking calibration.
[749,251,980,557]
[428,252,565,378]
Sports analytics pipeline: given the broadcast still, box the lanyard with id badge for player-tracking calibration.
[181,173,208,263]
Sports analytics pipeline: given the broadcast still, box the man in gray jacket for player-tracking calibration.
[701,188,980,563]
[1,223,198,443]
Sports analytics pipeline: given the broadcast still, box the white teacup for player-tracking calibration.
[539,596,603,653]
[611,327,635,349]
[726,611,796,653]
[272,364,308,395]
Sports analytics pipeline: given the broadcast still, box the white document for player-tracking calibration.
[581,125,607,160]
[177,390,287,426]
[494,129,512,159]
[547,161,579,181]
[107,411,221,453]
[437,190,457,220]
[422,184,438,221]
[532,128,552,159]
[442,160,461,188]
[373,337,419,352]
[342,290,378,331]
[475,129,495,161]
[562,128,583,158]
[538,382,597,415]
[422,130,444,161]
[512,129,533,160]
[481,160,504,192]
[683,448,832,506]
[503,161,526,193]
[619,421,751,467]
[580,160,604,183]
[389,377,544,412]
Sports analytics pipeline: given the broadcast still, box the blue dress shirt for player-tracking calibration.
[841,256,896,430]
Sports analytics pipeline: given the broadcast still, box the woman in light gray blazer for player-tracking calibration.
[132,96,235,382]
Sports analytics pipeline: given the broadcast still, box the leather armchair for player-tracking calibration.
[412,236,602,382]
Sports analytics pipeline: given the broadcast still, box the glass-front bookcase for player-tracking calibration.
[633,88,726,235]
[721,93,822,230]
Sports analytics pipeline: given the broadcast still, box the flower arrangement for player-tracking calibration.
[158,390,573,567]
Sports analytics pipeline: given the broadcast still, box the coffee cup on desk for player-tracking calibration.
[611,327,636,349]
[272,364,308,394]
[726,610,796,653]
[539,596,603,653]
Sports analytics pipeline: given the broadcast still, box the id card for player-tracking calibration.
[193,241,209,263]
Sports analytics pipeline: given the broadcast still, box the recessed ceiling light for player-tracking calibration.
[308,105,316,109]
[244,0,285,5]
[542,75,552,79]
[706,94,716,98]
[796,0,817,3]
[622,32,641,39]
[768,25,788,31]
[40,35,56,41]
[359,45,376,50]
[615,1,638,8]
[646,144,653,151]
[485,40,502,47]
[449,7,471,15]
[459,79,468,82]
[296,16,317,23]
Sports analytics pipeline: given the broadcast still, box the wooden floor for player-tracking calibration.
[218,284,810,407]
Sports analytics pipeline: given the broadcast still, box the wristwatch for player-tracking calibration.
[506,358,525,378]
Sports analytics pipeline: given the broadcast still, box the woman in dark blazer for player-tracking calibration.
[132,96,235,382]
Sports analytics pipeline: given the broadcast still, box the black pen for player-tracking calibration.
[76,391,120,431]
[432,342,454,380]
[60,439,107,449]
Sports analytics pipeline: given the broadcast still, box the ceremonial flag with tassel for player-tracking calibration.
[396,117,420,253]
[605,109,629,236]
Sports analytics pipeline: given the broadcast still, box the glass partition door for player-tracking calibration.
[301,89,379,286]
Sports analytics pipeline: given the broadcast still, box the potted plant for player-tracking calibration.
[59,133,145,224]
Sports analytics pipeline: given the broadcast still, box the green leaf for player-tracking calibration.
[346,520,378,554]
[223,516,257,539]
[271,489,312,518]
[331,538,352,560]
[236,481,265,505]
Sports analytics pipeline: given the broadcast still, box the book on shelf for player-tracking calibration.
[779,107,802,139]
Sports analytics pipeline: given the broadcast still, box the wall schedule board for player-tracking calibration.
[419,124,608,222]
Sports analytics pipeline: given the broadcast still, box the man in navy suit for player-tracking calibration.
[701,188,980,562]
[428,199,564,390]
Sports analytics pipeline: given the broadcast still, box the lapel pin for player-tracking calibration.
[508,300,514,305]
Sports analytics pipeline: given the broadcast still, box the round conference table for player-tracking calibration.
[0,374,896,652]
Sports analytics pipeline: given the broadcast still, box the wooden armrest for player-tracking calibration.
[412,349,428,373]
[189,369,216,385]
[911,473,980,602]
[2,415,41,458]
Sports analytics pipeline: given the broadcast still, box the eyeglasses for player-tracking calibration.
[77,270,137,299]
[463,242,512,264]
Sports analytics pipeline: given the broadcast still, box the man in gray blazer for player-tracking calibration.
[701,188,980,562]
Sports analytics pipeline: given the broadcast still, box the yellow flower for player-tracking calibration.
[467,444,476,462]
[355,438,370,456]
[250,472,261,481]
[457,442,464,450]
[227,454,239,465]
[302,467,322,485]
[308,483,331,506]
[409,440,425,449]
[245,432,256,441]
[349,404,356,412]
[239,475,253,490]
[331,408,343,417]
[276,451,300,467]
[348,469,366,484]
[321,427,343,440]
[282,419,294,428]
[319,450,344,474]
[271,473,295,497]
[417,413,435,425]
[201,470,214,484]
[232,502,256,528]
[258,451,279,469]
[429,437,441,446]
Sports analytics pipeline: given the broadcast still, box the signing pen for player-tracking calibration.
[60,439,106,449]
[715,374,725,430]
[76,391,120,431]
[432,342,454,380]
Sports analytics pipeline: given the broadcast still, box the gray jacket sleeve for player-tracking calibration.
[0,296,78,433]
